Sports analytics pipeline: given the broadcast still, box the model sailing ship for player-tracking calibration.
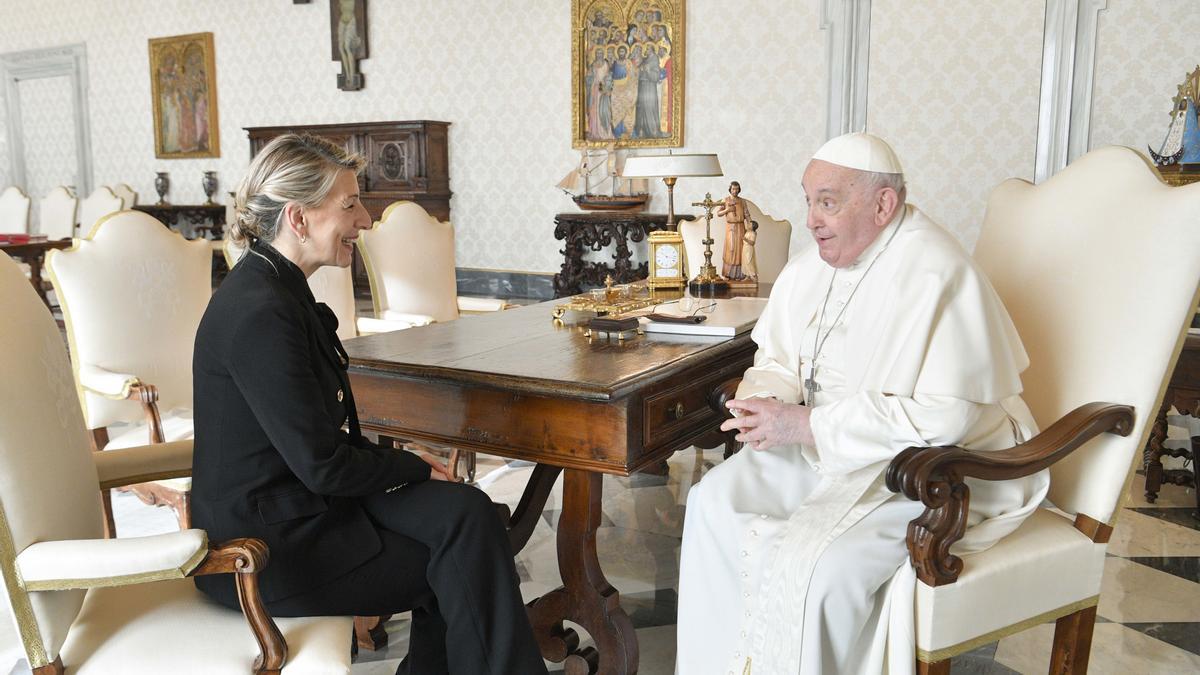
[557,146,649,211]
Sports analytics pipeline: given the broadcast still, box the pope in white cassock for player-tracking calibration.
[675,133,1050,675]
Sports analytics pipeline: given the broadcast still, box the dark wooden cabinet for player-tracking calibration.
[246,121,451,294]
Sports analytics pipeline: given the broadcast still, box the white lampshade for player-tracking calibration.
[621,153,723,178]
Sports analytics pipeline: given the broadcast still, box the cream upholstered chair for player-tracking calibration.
[357,200,507,324]
[223,240,416,342]
[77,186,124,235]
[357,201,510,481]
[0,252,352,675]
[47,210,210,534]
[38,186,78,241]
[879,146,1200,674]
[0,186,32,234]
[680,197,793,284]
[109,182,137,208]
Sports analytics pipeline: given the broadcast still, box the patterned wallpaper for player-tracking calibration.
[18,75,77,231]
[0,1,1178,270]
[867,0,1045,251]
[1090,0,1200,154]
[0,0,826,272]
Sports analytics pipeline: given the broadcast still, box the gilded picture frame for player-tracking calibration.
[572,0,684,148]
[148,32,220,159]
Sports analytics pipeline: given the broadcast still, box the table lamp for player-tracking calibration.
[621,153,723,230]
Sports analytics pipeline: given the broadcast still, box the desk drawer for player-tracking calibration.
[643,370,732,449]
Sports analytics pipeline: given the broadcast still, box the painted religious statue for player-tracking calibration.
[717,181,757,283]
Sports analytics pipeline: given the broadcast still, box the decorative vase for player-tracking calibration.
[202,171,218,205]
[154,172,170,206]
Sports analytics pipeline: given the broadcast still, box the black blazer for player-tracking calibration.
[191,242,430,602]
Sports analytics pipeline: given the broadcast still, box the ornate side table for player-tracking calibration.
[1144,332,1200,516]
[552,212,693,298]
[133,204,226,239]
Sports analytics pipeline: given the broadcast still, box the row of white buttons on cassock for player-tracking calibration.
[729,512,772,674]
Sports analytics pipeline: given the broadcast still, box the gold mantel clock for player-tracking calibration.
[647,230,686,290]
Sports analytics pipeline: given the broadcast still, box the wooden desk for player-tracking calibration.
[1144,332,1200,516]
[0,238,70,307]
[346,297,760,674]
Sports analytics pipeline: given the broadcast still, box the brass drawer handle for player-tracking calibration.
[672,402,685,420]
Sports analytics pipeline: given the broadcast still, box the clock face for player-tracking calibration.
[655,245,679,269]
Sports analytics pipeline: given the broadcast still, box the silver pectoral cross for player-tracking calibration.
[804,364,821,402]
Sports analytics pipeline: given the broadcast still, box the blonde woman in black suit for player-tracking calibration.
[192,133,546,674]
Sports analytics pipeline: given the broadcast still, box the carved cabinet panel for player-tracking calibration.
[246,121,451,295]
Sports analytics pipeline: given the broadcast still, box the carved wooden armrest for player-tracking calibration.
[190,538,286,674]
[884,402,1134,587]
[125,383,165,444]
[708,377,743,420]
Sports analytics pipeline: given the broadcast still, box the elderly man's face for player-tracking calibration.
[802,159,893,268]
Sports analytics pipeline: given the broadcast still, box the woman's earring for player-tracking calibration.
[299,234,308,244]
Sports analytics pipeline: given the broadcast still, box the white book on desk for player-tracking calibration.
[641,297,769,337]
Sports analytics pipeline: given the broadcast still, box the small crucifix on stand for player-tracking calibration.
[331,0,368,91]
[687,192,730,295]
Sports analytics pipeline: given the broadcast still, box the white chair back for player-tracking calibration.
[0,186,32,235]
[358,201,459,324]
[224,238,358,341]
[681,198,792,284]
[0,253,103,664]
[77,187,124,236]
[47,211,211,430]
[222,237,244,271]
[308,265,359,342]
[974,146,1200,523]
[109,183,137,208]
[39,186,78,240]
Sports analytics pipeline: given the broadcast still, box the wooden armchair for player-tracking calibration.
[46,210,211,534]
[38,186,78,241]
[708,146,1200,673]
[0,252,351,674]
[357,200,511,482]
[77,186,124,235]
[0,185,31,234]
[109,182,138,208]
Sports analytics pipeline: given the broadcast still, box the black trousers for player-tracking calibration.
[205,481,547,675]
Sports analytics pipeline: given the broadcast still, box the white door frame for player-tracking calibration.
[1,43,93,196]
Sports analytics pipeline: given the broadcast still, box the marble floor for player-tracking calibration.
[3,447,1198,674]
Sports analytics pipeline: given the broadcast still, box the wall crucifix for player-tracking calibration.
[331,0,368,91]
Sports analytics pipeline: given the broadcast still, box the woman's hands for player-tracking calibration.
[418,452,456,482]
[720,397,815,450]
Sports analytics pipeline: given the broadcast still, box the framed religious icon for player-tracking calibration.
[148,32,220,159]
[572,0,685,148]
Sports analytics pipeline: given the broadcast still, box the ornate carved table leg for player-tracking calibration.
[555,217,587,297]
[507,464,562,553]
[527,469,637,675]
[611,222,636,283]
[1144,395,1171,503]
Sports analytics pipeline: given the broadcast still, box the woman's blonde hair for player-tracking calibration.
[230,133,365,246]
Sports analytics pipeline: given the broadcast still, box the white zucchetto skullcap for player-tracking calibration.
[811,132,903,175]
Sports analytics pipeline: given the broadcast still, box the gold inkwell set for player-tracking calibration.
[552,275,657,340]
